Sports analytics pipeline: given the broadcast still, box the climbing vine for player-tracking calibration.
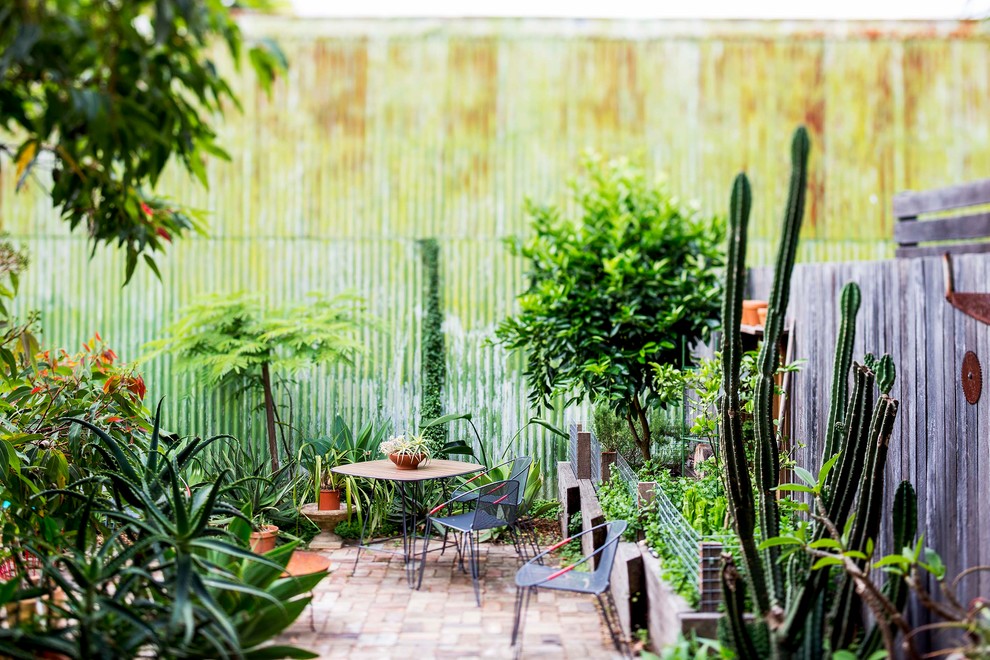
[419,238,447,451]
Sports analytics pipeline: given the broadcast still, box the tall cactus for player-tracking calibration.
[718,127,913,659]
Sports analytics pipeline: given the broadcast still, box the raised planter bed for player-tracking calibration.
[639,542,721,651]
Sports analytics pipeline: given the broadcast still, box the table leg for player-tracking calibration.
[351,495,372,577]
[397,481,421,588]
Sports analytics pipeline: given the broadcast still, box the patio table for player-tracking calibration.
[331,458,482,587]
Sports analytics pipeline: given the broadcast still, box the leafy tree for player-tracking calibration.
[496,154,725,460]
[144,292,371,471]
[0,1,286,282]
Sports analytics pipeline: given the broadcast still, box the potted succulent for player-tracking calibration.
[380,433,431,470]
[315,449,346,511]
[250,513,279,554]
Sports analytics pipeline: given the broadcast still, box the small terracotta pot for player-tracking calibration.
[5,597,37,626]
[742,300,767,326]
[757,307,768,327]
[318,489,341,511]
[250,524,279,554]
[389,453,426,470]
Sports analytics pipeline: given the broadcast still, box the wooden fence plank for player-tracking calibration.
[893,211,990,244]
[751,253,990,639]
[893,179,990,217]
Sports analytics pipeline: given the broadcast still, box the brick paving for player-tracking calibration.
[275,541,624,659]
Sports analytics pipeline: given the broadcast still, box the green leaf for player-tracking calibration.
[793,466,816,487]
[422,412,472,428]
[774,483,816,494]
[758,536,802,550]
[817,452,841,488]
[810,556,844,570]
[808,538,842,550]
[143,254,163,282]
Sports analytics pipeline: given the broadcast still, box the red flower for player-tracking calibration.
[156,227,172,243]
[140,202,153,217]
[126,375,147,400]
[106,416,123,423]
[30,386,42,395]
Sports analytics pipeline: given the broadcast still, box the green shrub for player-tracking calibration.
[597,479,640,541]
[335,519,363,539]
[496,154,724,461]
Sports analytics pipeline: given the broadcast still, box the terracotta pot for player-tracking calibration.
[389,453,426,470]
[757,306,768,327]
[742,299,767,326]
[249,524,279,554]
[318,489,341,511]
[5,597,37,625]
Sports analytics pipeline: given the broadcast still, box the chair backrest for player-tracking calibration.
[506,456,533,505]
[588,520,628,591]
[473,479,520,530]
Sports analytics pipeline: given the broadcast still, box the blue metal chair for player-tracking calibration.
[444,456,536,561]
[418,479,521,605]
[511,520,629,658]
[450,455,532,503]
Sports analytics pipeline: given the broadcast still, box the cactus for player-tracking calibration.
[718,127,913,659]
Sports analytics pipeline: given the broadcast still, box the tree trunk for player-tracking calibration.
[261,362,279,472]
[627,397,653,461]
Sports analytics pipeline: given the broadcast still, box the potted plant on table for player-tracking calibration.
[380,433,431,470]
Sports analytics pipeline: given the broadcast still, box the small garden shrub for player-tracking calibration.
[335,519,363,539]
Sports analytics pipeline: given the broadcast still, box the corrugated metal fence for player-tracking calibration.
[2,18,990,481]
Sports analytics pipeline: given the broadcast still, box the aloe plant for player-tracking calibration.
[0,402,323,659]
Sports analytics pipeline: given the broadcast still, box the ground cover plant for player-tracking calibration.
[496,154,725,460]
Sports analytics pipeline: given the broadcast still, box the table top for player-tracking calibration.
[331,458,482,482]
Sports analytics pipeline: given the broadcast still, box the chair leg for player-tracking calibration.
[507,526,526,563]
[596,591,629,658]
[511,586,532,659]
[467,530,481,606]
[416,519,432,590]
[457,532,469,573]
[605,589,632,658]
[440,527,450,557]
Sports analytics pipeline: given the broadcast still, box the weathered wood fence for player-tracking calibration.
[749,252,990,632]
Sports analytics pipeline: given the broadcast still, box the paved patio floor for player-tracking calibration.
[275,540,624,659]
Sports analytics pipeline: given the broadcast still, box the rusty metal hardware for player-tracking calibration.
[962,351,982,405]
[943,253,990,325]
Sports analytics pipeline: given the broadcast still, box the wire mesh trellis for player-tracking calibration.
[613,443,725,610]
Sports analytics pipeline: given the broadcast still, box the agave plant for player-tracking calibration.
[0,402,323,659]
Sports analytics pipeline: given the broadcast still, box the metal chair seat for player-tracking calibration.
[418,479,521,606]
[430,509,506,533]
[514,562,600,594]
[510,520,629,658]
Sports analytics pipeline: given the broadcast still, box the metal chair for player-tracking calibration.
[511,520,629,658]
[450,455,532,503]
[418,479,521,605]
[445,456,537,561]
